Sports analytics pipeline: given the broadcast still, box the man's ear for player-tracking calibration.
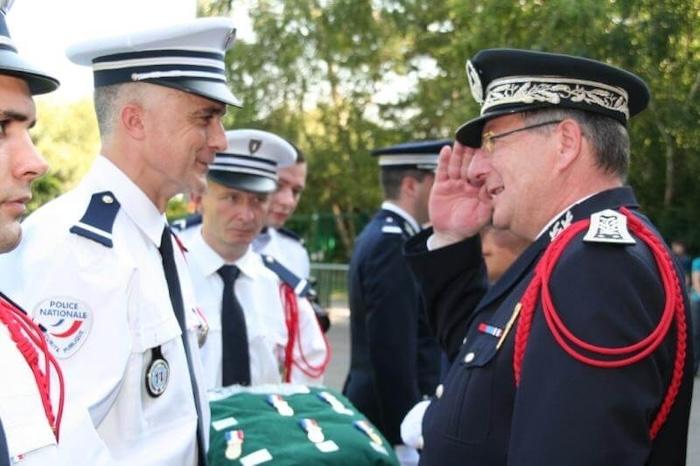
[401,175,418,198]
[120,102,147,140]
[190,193,204,214]
[555,119,583,171]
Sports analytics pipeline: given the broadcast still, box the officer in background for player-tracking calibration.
[0,2,64,463]
[343,140,446,466]
[0,18,240,466]
[404,49,692,465]
[251,143,331,332]
[253,144,310,279]
[180,129,329,389]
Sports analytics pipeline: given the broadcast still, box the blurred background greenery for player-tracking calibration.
[30,0,700,262]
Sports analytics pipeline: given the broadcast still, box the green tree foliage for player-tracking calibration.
[203,0,700,257]
[30,97,100,211]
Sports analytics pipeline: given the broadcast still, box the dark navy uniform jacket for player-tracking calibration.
[0,420,8,466]
[404,187,693,466]
[344,207,441,445]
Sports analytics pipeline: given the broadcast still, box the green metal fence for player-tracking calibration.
[310,262,349,309]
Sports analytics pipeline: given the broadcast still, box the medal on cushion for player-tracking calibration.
[353,420,382,445]
[299,418,324,443]
[225,430,244,460]
[266,394,294,416]
[145,346,170,397]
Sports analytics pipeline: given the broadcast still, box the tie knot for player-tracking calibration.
[217,264,241,284]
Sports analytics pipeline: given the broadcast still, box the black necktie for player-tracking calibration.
[159,227,208,466]
[217,264,251,386]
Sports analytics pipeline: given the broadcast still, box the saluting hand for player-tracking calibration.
[429,142,492,248]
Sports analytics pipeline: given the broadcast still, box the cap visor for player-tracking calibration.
[151,77,241,107]
[207,172,276,193]
[0,50,59,95]
[455,105,549,147]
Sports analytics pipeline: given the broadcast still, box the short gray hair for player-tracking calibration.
[521,108,630,179]
[93,83,148,139]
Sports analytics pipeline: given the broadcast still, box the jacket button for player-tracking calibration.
[464,352,475,363]
[435,384,444,399]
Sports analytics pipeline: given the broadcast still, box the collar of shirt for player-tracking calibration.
[188,229,267,280]
[84,155,167,247]
[381,201,421,234]
[534,192,597,240]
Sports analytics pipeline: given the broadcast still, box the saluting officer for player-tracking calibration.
[180,129,329,389]
[0,19,240,466]
[343,140,446,465]
[404,49,693,465]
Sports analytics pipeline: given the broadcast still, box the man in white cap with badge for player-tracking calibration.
[403,49,693,465]
[0,17,240,466]
[180,129,329,389]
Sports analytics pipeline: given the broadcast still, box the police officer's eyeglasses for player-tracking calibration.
[481,120,563,153]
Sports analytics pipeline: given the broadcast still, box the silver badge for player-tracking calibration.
[583,209,636,245]
[145,347,170,397]
[466,60,484,105]
[224,29,237,49]
[249,139,262,154]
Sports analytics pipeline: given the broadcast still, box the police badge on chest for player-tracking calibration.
[145,346,170,397]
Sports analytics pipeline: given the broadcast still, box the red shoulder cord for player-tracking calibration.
[513,207,686,440]
[279,284,331,382]
[0,297,65,440]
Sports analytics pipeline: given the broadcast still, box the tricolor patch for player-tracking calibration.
[34,296,92,359]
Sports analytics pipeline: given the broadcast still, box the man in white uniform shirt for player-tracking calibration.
[181,129,329,389]
[253,145,311,279]
[0,3,67,464]
[0,18,240,466]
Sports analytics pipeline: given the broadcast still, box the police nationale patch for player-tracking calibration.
[34,297,92,359]
[583,209,636,245]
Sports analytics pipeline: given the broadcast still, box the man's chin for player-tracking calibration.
[268,214,287,229]
[0,227,22,254]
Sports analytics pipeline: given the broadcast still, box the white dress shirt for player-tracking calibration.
[184,226,327,389]
[0,156,209,466]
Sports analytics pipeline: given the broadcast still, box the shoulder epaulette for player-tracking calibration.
[262,254,311,297]
[583,209,636,245]
[277,227,303,243]
[171,213,202,232]
[380,216,403,235]
[69,191,121,248]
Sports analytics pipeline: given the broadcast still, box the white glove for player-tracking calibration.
[400,399,431,450]
[394,444,420,466]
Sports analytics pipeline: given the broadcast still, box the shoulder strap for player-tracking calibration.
[170,213,202,232]
[69,191,120,248]
[262,254,310,297]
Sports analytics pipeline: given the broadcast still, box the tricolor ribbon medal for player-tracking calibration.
[478,322,503,338]
[299,418,324,444]
[353,420,382,445]
[317,391,354,415]
[225,430,244,460]
[266,394,294,416]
